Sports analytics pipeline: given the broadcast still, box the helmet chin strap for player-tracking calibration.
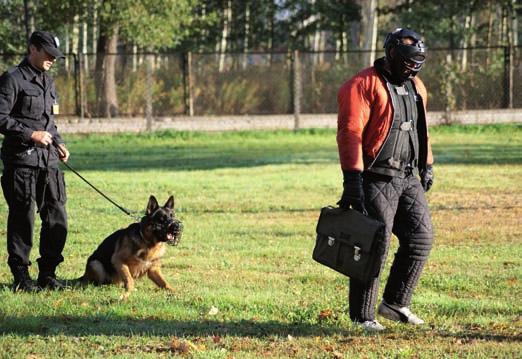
[384,57,412,84]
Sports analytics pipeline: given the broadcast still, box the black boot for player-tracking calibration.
[37,273,68,290]
[11,266,39,293]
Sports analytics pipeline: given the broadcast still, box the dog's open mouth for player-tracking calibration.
[166,221,183,246]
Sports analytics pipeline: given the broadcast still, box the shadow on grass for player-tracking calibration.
[53,142,522,173]
[431,144,522,165]
[1,129,520,172]
[437,330,522,343]
[0,315,350,338]
[0,315,520,343]
[62,145,338,172]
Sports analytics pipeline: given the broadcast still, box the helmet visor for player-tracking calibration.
[396,44,426,72]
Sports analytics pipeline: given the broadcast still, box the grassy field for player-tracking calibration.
[0,124,520,358]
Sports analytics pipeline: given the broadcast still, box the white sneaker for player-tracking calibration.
[356,320,386,332]
[378,300,425,325]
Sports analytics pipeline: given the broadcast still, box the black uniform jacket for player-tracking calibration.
[0,57,64,168]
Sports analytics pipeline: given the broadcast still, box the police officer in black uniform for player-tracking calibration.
[0,31,70,291]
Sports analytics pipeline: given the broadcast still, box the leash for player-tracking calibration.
[52,140,140,220]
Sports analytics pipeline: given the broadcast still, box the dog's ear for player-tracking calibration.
[164,196,175,210]
[146,195,159,215]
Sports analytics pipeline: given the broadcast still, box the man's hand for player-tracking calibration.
[338,171,368,215]
[420,165,434,192]
[30,131,53,147]
[56,143,70,163]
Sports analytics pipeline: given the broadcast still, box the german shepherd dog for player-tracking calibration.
[80,195,183,299]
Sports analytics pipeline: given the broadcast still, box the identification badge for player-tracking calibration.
[52,103,60,115]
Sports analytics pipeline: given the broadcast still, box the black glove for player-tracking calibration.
[420,165,434,192]
[338,170,368,215]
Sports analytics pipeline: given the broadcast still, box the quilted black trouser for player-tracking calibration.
[348,172,433,322]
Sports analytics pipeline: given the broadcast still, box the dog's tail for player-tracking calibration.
[66,276,89,288]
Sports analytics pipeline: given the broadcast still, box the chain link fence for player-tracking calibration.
[0,46,520,118]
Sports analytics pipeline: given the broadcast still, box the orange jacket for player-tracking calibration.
[336,66,433,172]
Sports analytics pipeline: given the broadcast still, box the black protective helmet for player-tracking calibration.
[384,28,426,80]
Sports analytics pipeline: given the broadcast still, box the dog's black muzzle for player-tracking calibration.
[166,219,183,246]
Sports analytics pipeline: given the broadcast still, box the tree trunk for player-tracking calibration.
[362,0,378,66]
[512,0,518,46]
[486,0,494,66]
[504,0,516,108]
[444,17,457,118]
[64,26,70,71]
[269,2,275,65]
[319,31,326,65]
[94,33,105,116]
[336,13,344,61]
[72,15,80,55]
[470,11,476,62]
[95,25,119,118]
[132,44,138,72]
[312,31,319,65]
[104,29,119,118]
[82,20,88,72]
[293,50,301,131]
[23,0,34,40]
[92,0,98,66]
[499,3,506,45]
[242,3,250,70]
[219,0,232,73]
[461,14,471,71]
[350,20,360,49]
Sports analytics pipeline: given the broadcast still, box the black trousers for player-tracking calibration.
[349,172,433,322]
[1,166,67,276]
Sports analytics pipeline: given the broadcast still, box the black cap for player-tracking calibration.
[29,31,65,59]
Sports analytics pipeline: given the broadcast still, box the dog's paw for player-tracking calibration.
[119,292,131,301]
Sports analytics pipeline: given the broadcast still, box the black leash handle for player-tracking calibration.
[52,140,138,219]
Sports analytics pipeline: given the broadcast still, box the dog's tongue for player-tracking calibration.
[167,233,174,241]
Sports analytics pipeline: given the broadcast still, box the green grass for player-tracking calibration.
[0,124,520,358]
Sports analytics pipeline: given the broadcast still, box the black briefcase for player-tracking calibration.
[312,206,387,283]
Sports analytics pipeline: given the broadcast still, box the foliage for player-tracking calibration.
[1,0,519,53]
[381,0,516,48]
[104,0,199,50]
[190,53,291,115]
[0,1,26,53]
[44,46,514,116]
[193,71,264,115]
[2,0,519,117]
[278,0,360,50]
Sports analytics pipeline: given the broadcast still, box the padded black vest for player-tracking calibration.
[368,79,420,177]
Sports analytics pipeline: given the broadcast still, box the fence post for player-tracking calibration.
[78,53,84,120]
[145,52,153,131]
[293,49,301,131]
[72,53,80,117]
[503,45,514,109]
[182,51,194,116]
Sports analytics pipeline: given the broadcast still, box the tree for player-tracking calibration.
[0,1,26,54]
[92,0,200,117]
[277,0,359,52]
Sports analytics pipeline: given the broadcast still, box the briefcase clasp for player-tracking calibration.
[327,236,335,246]
[354,246,361,261]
